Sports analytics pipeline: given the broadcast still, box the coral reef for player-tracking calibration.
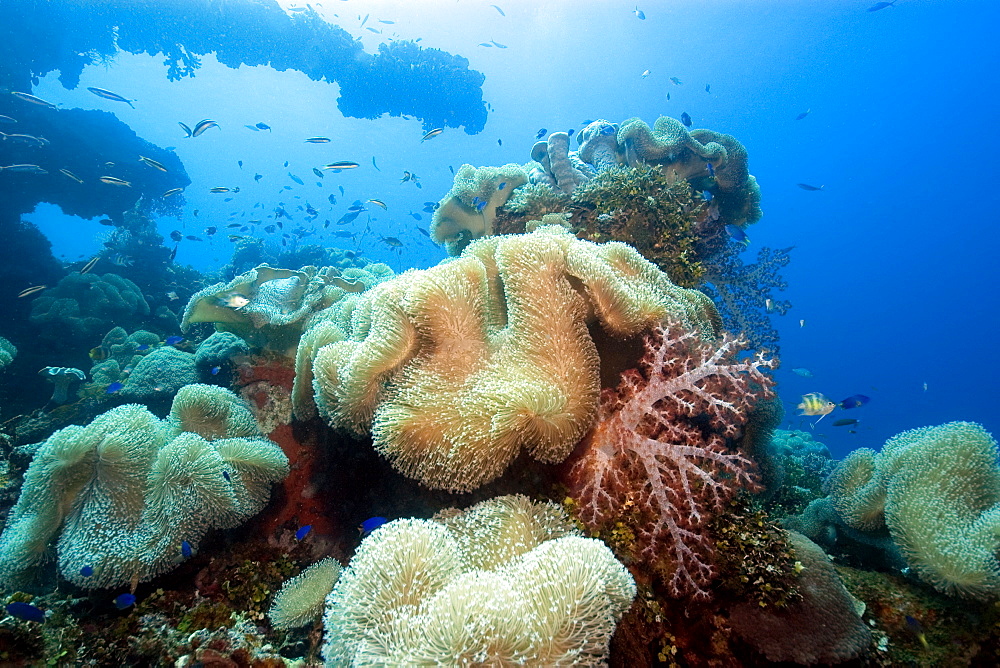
[729,531,872,664]
[300,226,719,492]
[529,131,594,194]
[0,337,16,368]
[38,366,85,404]
[822,422,1000,599]
[183,263,393,355]
[194,331,251,370]
[429,163,528,255]
[618,116,727,182]
[120,346,199,402]
[700,245,793,352]
[563,324,776,598]
[322,495,635,666]
[0,384,288,590]
[28,272,150,345]
[268,557,342,630]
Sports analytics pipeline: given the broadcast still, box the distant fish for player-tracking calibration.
[99,176,131,187]
[305,137,331,143]
[795,109,811,121]
[491,40,507,48]
[366,27,380,34]
[381,236,404,248]
[706,162,716,177]
[139,155,167,172]
[408,212,422,220]
[372,156,380,171]
[87,86,135,108]
[178,121,193,137]
[11,91,56,108]
[5,602,45,623]
[184,235,201,242]
[256,122,271,131]
[479,42,493,47]
[705,83,711,93]
[367,199,387,209]
[832,418,859,427]
[162,187,183,197]
[1,164,47,174]
[498,138,503,146]
[113,593,136,610]
[417,227,430,237]
[680,112,692,127]
[634,7,646,20]
[165,336,184,346]
[289,173,305,185]
[313,167,324,179]
[641,69,650,78]
[359,516,388,536]
[170,230,183,242]
[665,92,670,100]
[60,168,84,184]
[333,230,355,238]
[797,183,824,191]
[80,256,101,274]
[295,524,312,540]
[799,319,806,327]
[724,224,750,246]
[254,173,262,182]
[839,394,871,409]
[797,392,836,421]
[790,367,813,378]
[106,382,124,394]
[378,19,394,24]
[0,114,17,123]
[210,187,231,193]
[421,128,444,142]
[670,77,682,85]
[867,0,897,11]
[325,161,360,169]
[210,366,221,375]
[535,128,547,139]
[491,4,506,16]
[191,119,219,137]
[244,124,259,131]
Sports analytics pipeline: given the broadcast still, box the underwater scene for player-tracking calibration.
[0,0,998,665]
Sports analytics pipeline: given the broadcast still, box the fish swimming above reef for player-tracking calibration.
[867,0,897,11]
[5,602,45,623]
[839,394,871,409]
[670,77,682,85]
[725,224,749,246]
[139,155,167,172]
[790,367,813,377]
[113,593,135,610]
[191,119,219,137]
[797,183,824,191]
[99,176,131,187]
[325,161,360,170]
[680,112,692,127]
[11,91,56,108]
[289,173,305,185]
[17,285,46,298]
[59,169,84,183]
[535,128,547,139]
[797,392,837,421]
[87,86,135,108]
[421,128,443,142]
[256,122,271,131]
[359,516,388,536]
[305,137,331,143]
[381,236,404,247]
[832,418,859,427]
[634,7,646,20]
[491,40,507,48]
[795,109,812,120]
[1,164,47,174]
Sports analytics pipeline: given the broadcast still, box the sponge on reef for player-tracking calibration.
[299,225,718,492]
[321,495,635,666]
[0,384,288,589]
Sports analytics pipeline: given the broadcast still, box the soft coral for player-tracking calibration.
[566,324,776,598]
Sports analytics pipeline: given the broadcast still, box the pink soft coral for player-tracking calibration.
[566,324,776,598]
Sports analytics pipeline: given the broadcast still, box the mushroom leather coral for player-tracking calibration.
[303,226,718,492]
[564,324,776,598]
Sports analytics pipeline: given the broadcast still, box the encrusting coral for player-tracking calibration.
[564,323,776,599]
[824,422,1000,599]
[321,495,636,666]
[298,225,719,492]
[182,262,393,355]
[0,384,288,590]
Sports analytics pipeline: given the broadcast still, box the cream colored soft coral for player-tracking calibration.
[299,226,717,492]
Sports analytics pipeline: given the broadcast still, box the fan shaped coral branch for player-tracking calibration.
[565,324,776,598]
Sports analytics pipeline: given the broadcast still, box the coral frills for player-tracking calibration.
[299,226,718,492]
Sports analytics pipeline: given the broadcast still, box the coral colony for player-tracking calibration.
[0,1,998,665]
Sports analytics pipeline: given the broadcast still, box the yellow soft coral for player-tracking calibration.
[299,226,717,492]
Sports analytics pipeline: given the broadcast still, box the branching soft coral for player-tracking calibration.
[565,324,776,599]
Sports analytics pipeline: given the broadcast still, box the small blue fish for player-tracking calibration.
[256,122,271,131]
[165,336,183,346]
[407,212,422,220]
[706,162,715,177]
[210,366,221,375]
[701,190,713,202]
[498,182,507,190]
[725,224,750,246]
[680,112,692,127]
[137,343,150,351]
[80,565,94,577]
[5,601,45,623]
[476,199,487,212]
[113,593,136,610]
[867,0,897,11]
[222,470,231,482]
[634,7,646,20]
[839,394,871,410]
[295,524,312,540]
[289,173,304,186]
[567,129,575,138]
[472,196,482,207]
[106,382,124,394]
[359,516,388,536]
[535,128,547,139]
[180,540,191,558]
